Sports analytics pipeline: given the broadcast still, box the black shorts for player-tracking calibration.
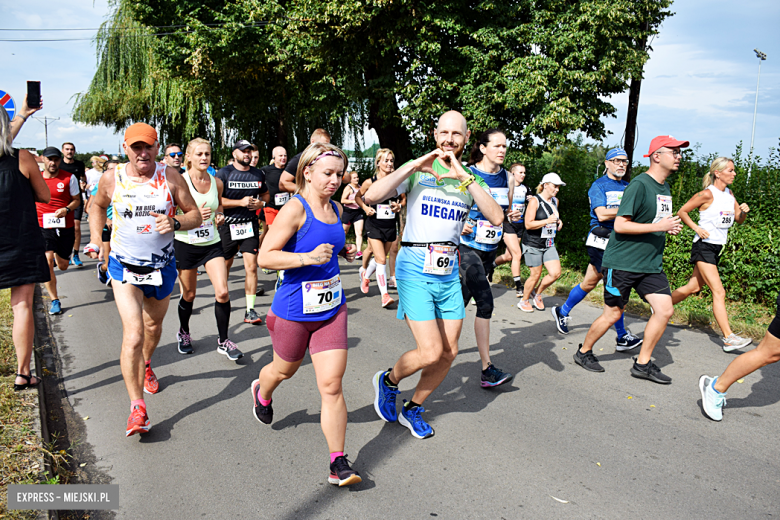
[768,292,780,339]
[586,246,605,273]
[342,207,364,226]
[73,205,84,221]
[503,219,524,236]
[41,227,75,260]
[101,226,111,243]
[174,240,225,271]
[690,240,723,266]
[603,269,671,309]
[365,219,397,242]
[458,244,496,319]
[219,220,260,258]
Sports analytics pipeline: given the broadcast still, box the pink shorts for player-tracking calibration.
[266,304,348,362]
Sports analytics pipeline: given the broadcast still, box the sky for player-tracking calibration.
[3,0,778,164]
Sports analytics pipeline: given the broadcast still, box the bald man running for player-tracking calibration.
[260,146,289,226]
[369,111,504,439]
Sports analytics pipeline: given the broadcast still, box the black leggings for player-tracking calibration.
[768,292,780,339]
[459,244,496,319]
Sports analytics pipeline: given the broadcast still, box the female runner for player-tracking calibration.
[340,171,365,258]
[494,163,531,297]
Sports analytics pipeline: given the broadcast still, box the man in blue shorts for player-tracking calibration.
[367,111,503,439]
[85,123,202,437]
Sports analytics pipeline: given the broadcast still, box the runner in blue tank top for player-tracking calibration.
[251,142,361,487]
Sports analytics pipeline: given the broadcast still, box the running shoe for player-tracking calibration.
[388,276,397,289]
[551,306,570,335]
[372,370,399,422]
[722,333,752,352]
[256,287,265,296]
[630,358,671,384]
[360,269,370,294]
[356,251,363,259]
[699,375,726,421]
[381,293,395,308]
[217,339,244,361]
[49,299,62,315]
[244,309,263,325]
[480,363,513,388]
[532,291,544,310]
[250,379,273,424]
[126,405,150,437]
[517,299,533,312]
[97,265,110,286]
[616,329,643,352]
[398,401,434,439]
[144,364,159,394]
[574,347,604,372]
[516,288,523,298]
[177,329,193,355]
[261,268,273,275]
[236,252,243,258]
[328,455,362,487]
[70,252,84,267]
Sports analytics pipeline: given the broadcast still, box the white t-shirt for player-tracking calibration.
[86,168,103,190]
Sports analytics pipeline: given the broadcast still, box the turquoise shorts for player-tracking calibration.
[396,279,465,322]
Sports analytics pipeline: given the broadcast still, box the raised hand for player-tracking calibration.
[149,211,173,234]
[413,149,448,176]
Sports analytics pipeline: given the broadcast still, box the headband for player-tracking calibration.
[606,147,627,161]
[308,150,342,167]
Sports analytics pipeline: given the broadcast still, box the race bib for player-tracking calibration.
[541,223,557,239]
[275,192,290,206]
[229,221,253,241]
[510,203,525,223]
[43,213,65,229]
[475,220,502,244]
[123,268,162,286]
[301,275,342,314]
[716,211,734,229]
[423,244,456,275]
[488,188,509,206]
[605,191,624,208]
[586,232,609,250]
[188,221,214,244]
[376,204,394,219]
[653,195,673,224]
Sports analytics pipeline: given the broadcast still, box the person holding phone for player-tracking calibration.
[9,90,42,142]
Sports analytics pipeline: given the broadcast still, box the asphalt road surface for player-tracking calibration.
[44,231,780,519]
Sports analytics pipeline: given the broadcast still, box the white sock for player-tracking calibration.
[376,263,388,296]
[365,258,377,280]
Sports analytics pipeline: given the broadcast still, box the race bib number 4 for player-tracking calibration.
[275,192,290,206]
[716,211,734,229]
[229,222,252,241]
[475,220,502,244]
[376,204,394,219]
[302,275,342,314]
[43,213,65,229]
[123,268,162,286]
[653,195,673,224]
[586,232,609,250]
[188,221,214,244]
[423,245,456,275]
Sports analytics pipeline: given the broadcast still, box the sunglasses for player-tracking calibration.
[168,152,183,158]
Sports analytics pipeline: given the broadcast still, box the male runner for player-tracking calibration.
[279,129,331,193]
[59,142,86,267]
[163,143,185,173]
[36,147,81,315]
[250,148,261,168]
[573,136,686,384]
[216,140,269,324]
[368,111,503,438]
[551,147,642,351]
[261,146,289,226]
[84,123,201,436]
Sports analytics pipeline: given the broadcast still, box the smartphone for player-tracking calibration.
[27,81,41,109]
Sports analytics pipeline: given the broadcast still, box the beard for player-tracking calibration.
[235,155,251,167]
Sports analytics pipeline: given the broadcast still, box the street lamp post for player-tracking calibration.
[748,48,767,178]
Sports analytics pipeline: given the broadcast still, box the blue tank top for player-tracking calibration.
[271,195,346,321]
[460,165,510,252]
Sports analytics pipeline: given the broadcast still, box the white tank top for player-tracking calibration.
[110,162,176,268]
[694,184,735,246]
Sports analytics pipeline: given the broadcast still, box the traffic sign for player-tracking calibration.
[1,90,16,121]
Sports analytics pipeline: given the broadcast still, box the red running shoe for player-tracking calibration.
[381,293,395,308]
[144,364,159,395]
[126,405,151,437]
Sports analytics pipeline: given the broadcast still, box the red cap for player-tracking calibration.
[124,123,158,146]
[644,135,689,157]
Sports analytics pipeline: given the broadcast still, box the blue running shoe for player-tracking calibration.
[71,252,83,267]
[616,329,643,352]
[398,401,434,439]
[49,299,62,315]
[373,370,399,422]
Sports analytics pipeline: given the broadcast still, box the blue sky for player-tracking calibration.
[3,0,778,164]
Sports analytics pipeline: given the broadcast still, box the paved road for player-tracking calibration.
[46,229,780,518]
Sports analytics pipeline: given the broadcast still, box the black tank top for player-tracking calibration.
[523,195,558,249]
[367,174,399,229]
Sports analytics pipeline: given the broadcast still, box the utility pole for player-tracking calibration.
[622,19,650,181]
[748,49,767,178]
[31,116,60,148]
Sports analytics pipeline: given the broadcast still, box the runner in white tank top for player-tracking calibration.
[83,123,202,438]
[672,157,752,351]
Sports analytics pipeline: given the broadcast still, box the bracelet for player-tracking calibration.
[15,114,28,122]
[457,175,475,194]
[215,212,224,216]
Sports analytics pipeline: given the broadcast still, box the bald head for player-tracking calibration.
[272,146,288,168]
[435,110,470,160]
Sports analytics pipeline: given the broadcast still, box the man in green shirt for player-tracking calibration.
[573,136,687,384]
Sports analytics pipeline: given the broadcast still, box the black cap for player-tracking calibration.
[41,147,62,158]
[232,140,255,151]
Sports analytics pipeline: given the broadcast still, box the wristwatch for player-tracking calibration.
[172,218,181,231]
[66,207,71,213]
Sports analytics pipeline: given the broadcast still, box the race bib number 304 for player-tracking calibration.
[302,275,342,314]
[423,245,456,275]
[229,222,252,241]
[43,213,65,229]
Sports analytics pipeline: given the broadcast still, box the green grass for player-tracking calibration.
[0,289,43,519]
[493,263,772,342]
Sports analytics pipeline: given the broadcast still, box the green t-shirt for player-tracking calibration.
[601,173,672,274]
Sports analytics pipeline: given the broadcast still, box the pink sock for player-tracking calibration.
[131,399,146,412]
[330,451,344,463]
[256,387,271,407]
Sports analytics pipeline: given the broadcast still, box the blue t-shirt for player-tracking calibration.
[90,181,113,220]
[588,174,629,231]
[460,165,509,252]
